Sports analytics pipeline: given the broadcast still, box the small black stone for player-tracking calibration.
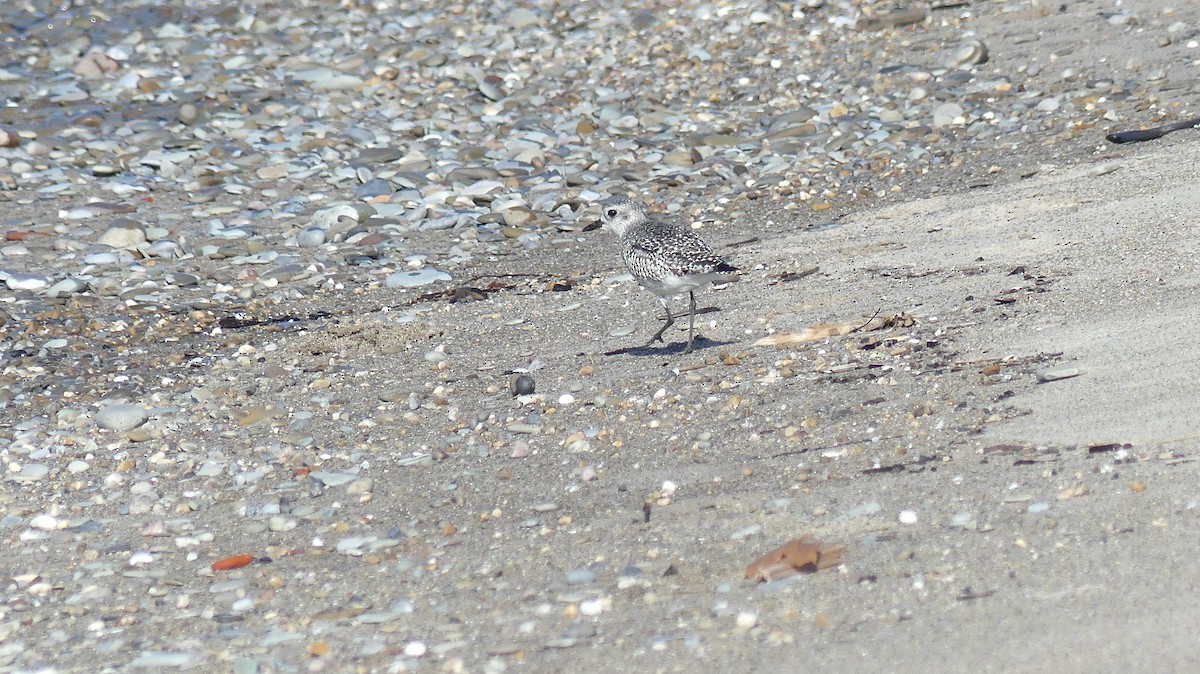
[510,374,535,396]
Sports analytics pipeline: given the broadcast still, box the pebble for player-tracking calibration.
[842,502,883,519]
[565,569,597,585]
[309,471,357,487]
[268,516,294,533]
[946,40,988,69]
[729,525,762,540]
[4,271,50,291]
[385,268,452,288]
[95,404,150,431]
[1086,162,1121,178]
[510,374,535,396]
[83,252,121,269]
[346,477,374,496]
[932,103,965,127]
[178,103,200,125]
[297,228,326,248]
[403,642,427,658]
[30,514,59,531]
[509,7,540,29]
[735,612,759,629]
[1036,97,1061,113]
[1036,367,1084,383]
[578,599,601,616]
[97,220,147,248]
[949,512,976,528]
[46,278,90,296]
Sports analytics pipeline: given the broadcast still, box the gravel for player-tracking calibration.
[2,0,1199,671]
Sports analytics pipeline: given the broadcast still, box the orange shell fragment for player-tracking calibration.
[744,536,844,582]
[211,554,256,571]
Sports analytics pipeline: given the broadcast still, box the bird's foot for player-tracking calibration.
[643,327,669,347]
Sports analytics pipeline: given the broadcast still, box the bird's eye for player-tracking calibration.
[605,209,617,218]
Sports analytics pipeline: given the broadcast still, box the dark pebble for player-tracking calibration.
[510,374,535,396]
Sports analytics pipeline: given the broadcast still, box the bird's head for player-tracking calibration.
[597,197,650,237]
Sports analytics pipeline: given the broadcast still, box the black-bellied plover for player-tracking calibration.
[600,197,738,353]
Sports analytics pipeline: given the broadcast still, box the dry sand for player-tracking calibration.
[703,138,1200,672]
[5,2,1200,672]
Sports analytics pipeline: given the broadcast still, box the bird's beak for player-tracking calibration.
[583,218,603,231]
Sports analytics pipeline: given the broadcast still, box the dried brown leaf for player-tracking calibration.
[1056,484,1089,500]
[754,323,857,347]
[878,313,916,329]
[744,536,844,582]
[211,554,255,571]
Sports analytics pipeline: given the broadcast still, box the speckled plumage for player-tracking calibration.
[600,197,738,353]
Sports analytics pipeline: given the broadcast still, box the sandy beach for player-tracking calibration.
[2,0,1199,671]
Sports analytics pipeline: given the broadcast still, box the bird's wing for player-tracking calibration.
[627,224,734,275]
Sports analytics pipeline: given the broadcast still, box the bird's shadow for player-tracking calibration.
[603,334,734,357]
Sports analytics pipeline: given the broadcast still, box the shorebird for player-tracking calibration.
[599,197,738,353]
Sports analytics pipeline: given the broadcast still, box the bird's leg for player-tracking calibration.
[646,298,673,346]
[684,291,697,354]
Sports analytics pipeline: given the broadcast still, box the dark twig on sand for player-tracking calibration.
[1106,117,1200,144]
